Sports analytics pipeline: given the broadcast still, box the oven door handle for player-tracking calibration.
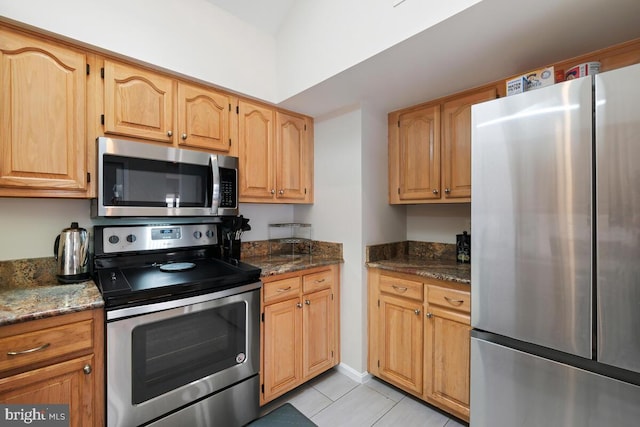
[210,154,220,214]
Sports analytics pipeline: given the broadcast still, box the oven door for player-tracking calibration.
[106,286,259,427]
[94,136,238,217]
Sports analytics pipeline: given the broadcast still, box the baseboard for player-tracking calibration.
[335,363,372,384]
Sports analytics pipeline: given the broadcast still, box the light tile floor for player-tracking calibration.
[259,369,468,427]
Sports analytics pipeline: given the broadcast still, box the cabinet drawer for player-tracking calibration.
[379,275,423,301]
[302,269,333,293]
[264,277,301,304]
[427,286,470,313]
[0,320,93,374]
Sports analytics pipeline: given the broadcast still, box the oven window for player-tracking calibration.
[103,154,209,207]
[131,301,246,404]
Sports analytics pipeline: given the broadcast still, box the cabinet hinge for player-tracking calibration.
[236,106,239,114]
[100,67,104,79]
[304,188,307,195]
[397,187,400,195]
[261,312,264,322]
[331,293,334,301]
[101,114,105,125]
[331,350,334,358]
[229,103,231,111]
[261,384,264,393]
[87,173,91,183]
[229,138,232,147]
[397,120,400,127]
[86,64,90,75]
[377,360,380,368]
[377,299,380,307]
[304,124,307,131]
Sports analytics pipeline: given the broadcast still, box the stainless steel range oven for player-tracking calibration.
[93,223,261,427]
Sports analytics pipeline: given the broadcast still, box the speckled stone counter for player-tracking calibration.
[366,241,470,285]
[0,257,104,326]
[241,240,343,277]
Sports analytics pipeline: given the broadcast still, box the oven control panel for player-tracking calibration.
[99,224,218,254]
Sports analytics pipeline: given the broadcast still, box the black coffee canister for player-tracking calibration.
[456,231,471,263]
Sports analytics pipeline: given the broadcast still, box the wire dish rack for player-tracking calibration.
[268,223,312,257]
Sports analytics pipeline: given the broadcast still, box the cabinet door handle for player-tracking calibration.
[414,309,421,315]
[276,286,292,293]
[426,312,433,318]
[444,296,464,306]
[181,133,188,140]
[7,343,50,356]
[432,189,439,195]
[296,302,303,308]
[392,285,407,293]
[167,130,173,137]
[271,189,276,194]
[444,188,451,194]
[83,364,92,375]
[279,190,284,195]
[305,300,311,305]
[314,279,326,284]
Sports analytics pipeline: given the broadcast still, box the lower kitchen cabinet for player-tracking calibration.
[260,265,340,404]
[368,268,470,422]
[0,309,104,427]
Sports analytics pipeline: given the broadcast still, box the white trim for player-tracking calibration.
[336,363,372,384]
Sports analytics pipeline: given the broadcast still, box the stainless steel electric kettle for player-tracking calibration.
[54,222,89,283]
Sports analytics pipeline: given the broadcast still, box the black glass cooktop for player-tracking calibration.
[96,258,261,309]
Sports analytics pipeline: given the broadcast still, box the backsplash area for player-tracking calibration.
[366,241,457,263]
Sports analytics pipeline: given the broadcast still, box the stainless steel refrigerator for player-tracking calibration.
[470,63,640,426]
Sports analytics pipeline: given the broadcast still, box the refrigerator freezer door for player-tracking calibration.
[471,337,640,427]
[471,77,593,358]
[596,63,640,374]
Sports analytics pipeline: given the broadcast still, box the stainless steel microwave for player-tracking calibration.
[92,137,238,217]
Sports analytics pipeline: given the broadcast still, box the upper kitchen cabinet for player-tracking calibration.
[238,100,313,204]
[102,60,236,155]
[389,104,441,203]
[441,87,497,199]
[177,81,233,154]
[388,86,497,204]
[0,26,90,197]
[102,60,174,143]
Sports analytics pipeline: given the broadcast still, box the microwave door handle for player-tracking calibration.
[210,155,220,213]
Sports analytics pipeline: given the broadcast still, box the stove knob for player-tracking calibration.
[126,234,136,243]
[193,231,202,239]
[206,230,215,238]
[108,235,119,244]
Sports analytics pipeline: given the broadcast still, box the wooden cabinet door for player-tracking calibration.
[0,29,87,192]
[378,294,423,394]
[302,288,334,379]
[262,297,302,402]
[238,100,275,201]
[103,60,174,143]
[275,111,310,202]
[391,105,441,202]
[442,87,497,200]
[177,82,232,153]
[0,355,95,427]
[425,305,471,420]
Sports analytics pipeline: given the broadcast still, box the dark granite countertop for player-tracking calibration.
[365,241,470,285]
[242,254,344,277]
[0,257,104,327]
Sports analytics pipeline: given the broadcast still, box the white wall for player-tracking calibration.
[0,0,277,101]
[406,204,471,243]
[275,0,481,102]
[296,106,365,373]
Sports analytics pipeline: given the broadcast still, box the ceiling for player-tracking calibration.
[205,0,640,118]
[204,0,295,35]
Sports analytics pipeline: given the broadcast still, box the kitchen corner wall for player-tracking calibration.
[407,204,472,243]
[296,103,405,376]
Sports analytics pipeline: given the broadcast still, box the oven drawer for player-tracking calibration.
[263,277,301,304]
[302,269,333,293]
[0,318,93,375]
